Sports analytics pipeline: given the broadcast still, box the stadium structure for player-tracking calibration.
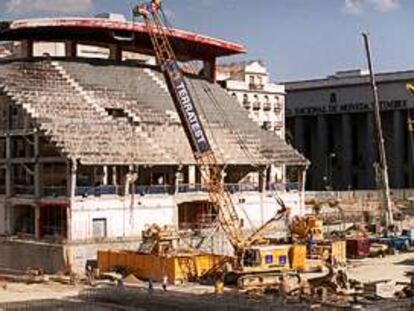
[0,16,307,272]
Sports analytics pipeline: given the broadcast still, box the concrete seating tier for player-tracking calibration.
[0,59,306,166]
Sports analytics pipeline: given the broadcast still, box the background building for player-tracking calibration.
[285,69,414,191]
[217,61,285,138]
[217,61,287,182]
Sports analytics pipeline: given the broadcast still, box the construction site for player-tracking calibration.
[0,0,414,310]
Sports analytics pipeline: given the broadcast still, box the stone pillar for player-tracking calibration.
[392,110,404,188]
[341,114,352,190]
[364,114,376,189]
[294,116,305,153]
[311,115,327,190]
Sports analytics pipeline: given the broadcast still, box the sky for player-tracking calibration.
[0,0,411,82]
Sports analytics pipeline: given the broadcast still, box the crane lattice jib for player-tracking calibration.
[134,1,244,251]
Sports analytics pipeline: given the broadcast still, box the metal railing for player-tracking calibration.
[42,186,67,197]
[71,182,296,198]
[76,185,122,197]
[135,185,173,195]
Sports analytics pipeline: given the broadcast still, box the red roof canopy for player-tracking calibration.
[0,18,246,61]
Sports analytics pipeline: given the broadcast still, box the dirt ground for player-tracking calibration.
[347,251,414,284]
[0,252,413,306]
[0,282,81,304]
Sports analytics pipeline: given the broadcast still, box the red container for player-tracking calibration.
[346,237,370,259]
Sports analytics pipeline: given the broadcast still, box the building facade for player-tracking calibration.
[285,69,414,191]
[217,61,285,138]
[217,61,287,182]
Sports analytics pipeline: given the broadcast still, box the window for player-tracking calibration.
[93,218,107,238]
[249,76,254,84]
[243,94,249,103]
[231,93,236,98]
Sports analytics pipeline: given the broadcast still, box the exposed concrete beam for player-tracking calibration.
[0,157,67,164]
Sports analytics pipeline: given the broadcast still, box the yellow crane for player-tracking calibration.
[133,0,298,288]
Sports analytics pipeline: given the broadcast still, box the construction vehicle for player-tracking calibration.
[133,0,300,288]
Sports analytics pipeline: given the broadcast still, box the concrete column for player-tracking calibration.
[203,58,216,83]
[188,165,196,185]
[20,40,33,58]
[294,116,305,153]
[65,40,77,58]
[341,114,352,189]
[34,132,41,197]
[5,134,11,197]
[269,164,277,184]
[392,110,404,188]
[103,166,108,185]
[34,205,40,239]
[109,44,122,62]
[258,168,266,192]
[364,114,376,189]
[112,166,117,186]
[69,160,77,199]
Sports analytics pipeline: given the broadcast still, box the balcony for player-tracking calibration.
[274,121,284,129]
[263,103,272,111]
[252,102,261,111]
[274,104,282,113]
[249,83,264,90]
[242,101,251,110]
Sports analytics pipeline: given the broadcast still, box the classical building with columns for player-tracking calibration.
[285,69,414,191]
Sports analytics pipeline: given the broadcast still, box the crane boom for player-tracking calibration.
[133,1,245,252]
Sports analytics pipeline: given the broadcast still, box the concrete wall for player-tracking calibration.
[0,239,65,273]
[71,195,177,241]
[305,189,414,202]
[70,191,302,242]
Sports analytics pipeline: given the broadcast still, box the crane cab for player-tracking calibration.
[240,245,291,273]
[231,245,294,288]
